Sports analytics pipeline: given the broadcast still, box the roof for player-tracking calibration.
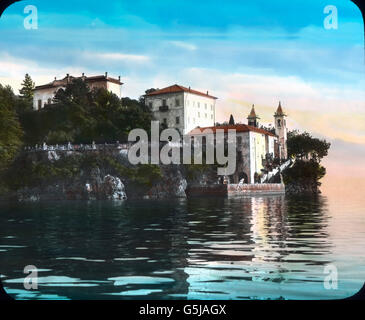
[274,101,286,117]
[188,124,277,137]
[34,74,123,90]
[145,84,218,99]
[247,104,259,119]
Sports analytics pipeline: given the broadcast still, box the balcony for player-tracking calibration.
[159,105,169,112]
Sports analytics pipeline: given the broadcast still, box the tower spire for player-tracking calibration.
[275,101,286,117]
[247,104,260,127]
[274,101,287,159]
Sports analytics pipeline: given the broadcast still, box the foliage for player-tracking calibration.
[138,88,158,107]
[184,163,216,182]
[287,130,331,162]
[229,114,235,125]
[19,73,35,102]
[282,160,326,186]
[19,78,153,145]
[4,152,162,191]
[104,156,162,187]
[0,85,23,175]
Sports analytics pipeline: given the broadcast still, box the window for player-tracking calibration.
[211,105,213,110]
[193,118,196,124]
[211,114,213,119]
[149,102,152,108]
[162,99,167,106]
[163,118,167,126]
[197,102,200,108]
[198,112,200,117]
[176,116,180,124]
[37,99,42,110]
[205,113,207,118]
[175,98,180,106]
[205,103,207,109]
[193,101,195,107]
[277,119,281,127]
[47,98,52,105]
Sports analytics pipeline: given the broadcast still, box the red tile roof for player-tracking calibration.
[145,84,218,99]
[34,74,122,90]
[188,124,277,137]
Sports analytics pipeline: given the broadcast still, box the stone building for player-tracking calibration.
[274,102,288,159]
[188,103,288,184]
[32,73,123,110]
[145,84,218,135]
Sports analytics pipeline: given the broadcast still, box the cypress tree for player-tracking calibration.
[229,114,235,125]
[19,73,35,101]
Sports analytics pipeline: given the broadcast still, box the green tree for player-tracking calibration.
[287,130,331,162]
[19,78,153,145]
[282,160,326,187]
[229,114,235,125]
[0,85,23,175]
[19,73,35,101]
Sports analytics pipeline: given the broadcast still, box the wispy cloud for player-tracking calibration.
[169,41,197,51]
[92,52,150,62]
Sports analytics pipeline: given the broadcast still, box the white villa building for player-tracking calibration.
[32,73,123,110]
[188,103,288,184]
[145,84,218,135]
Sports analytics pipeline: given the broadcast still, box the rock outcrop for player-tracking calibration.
[9,150,189,202]
[285,180,320,195]
[144,166,187,199]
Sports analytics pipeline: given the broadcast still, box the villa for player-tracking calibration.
[32,73,123,110]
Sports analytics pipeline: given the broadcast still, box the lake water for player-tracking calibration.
[0,194,364,300]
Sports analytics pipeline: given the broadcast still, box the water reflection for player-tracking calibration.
[0,195,362,300]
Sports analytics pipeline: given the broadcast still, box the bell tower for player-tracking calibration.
[274,101,287,159]
[247,104,259,127]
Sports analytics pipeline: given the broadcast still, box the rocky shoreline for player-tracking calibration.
[0,149,320,202]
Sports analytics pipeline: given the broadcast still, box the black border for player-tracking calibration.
[0,0,364,304]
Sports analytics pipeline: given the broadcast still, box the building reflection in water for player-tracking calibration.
[183,195,332,299]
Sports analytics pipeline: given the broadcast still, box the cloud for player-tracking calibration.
[169,41,197,51]
[91,52,150,62]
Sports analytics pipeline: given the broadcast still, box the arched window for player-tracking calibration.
[277,119,281,127]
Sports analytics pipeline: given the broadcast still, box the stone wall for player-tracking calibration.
[186,183,285,197]
[186,184,228,197]
[285,181,320,194]
[227,183,285,196]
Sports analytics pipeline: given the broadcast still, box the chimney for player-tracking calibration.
[54,77,56,80]
[66,73,70,83]
[207,91,209,95]
[118,75,121,81]
[105,72,108,78]
[189,86,191,91]
[82,72,85,76]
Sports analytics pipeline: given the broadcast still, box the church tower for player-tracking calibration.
[274,101,287,159]
[247,104,260,127]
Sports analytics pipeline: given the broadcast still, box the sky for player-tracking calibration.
[0,0,364,196]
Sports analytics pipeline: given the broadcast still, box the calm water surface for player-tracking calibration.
[0,194,364,300]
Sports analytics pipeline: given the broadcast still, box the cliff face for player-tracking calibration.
[282,160,324,195]
[1,150,324,202]
[284,180,321,195]
[5,150,189,202]
[16,172,127,202]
